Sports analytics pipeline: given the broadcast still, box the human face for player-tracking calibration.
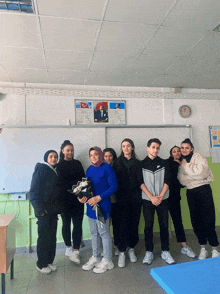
[100,105,104,110]
[147,142,160,159]
[62,144,74,161]
[89,150,100,165]
[47,152,58,166]
[104,151,114,164]
[172,147,181,160]
[181,143,194,157]
[122,141,133,158]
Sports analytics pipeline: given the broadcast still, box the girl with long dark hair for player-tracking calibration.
[167,145,196,258]
[57,140,85,265]
[178,138,220,259]
[113,138,143,268]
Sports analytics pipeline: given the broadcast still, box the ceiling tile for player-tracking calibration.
[164,0,220,29]
[47,70,86,84]
[186,32,220,59]
[96,22,159,52]
[148,26,208,54]
[1,47,46,68]
[5,68,48,83]
[2,14,42,48]
[105,0,176,24]
[133,55,178,72]
[40,17,101,51]
[90,52,136,71]
[37,0,106,20]
[45,50,92,70]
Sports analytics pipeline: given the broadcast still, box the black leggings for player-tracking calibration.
[116,202,142,252]
[61,207,84,249]
[187,184,219,247]
[168,193,186,243]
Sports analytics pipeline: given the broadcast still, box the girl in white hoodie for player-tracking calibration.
[178,138,219,260]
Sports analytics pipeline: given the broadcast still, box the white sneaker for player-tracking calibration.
[69,250,80,265]
[65,247,73,256]
[212,249,220,258]
[198,248,208,260]
[118,252,126,268]
[48,264,57,271]
[128,248,137,263]
[114,247,120,256]
[82,256,101,271]
[181,246,196,258]
[37,266,52,274]
[143,251,154,265]
[161,251,175,265]
[93,258,114,273]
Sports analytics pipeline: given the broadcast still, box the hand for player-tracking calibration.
[157,195,163,202]
[174,158,181,164]
[87,196,101,206]
[151,197,161,206]
[77,196,87,203]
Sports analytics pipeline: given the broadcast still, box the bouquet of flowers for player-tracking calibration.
[72,178,93,200]
[72,178,105,224]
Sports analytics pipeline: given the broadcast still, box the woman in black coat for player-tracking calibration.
[57,140,85,265]
[30,150,60,274]
[113,138,143,268]
[167,145,196,258]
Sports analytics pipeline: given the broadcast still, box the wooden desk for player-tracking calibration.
[0,213,16,294]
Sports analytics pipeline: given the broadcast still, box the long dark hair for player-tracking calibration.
[119,138,138,159]
[103,148,117,164]
[59,140,74,162]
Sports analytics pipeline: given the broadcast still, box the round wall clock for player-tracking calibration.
[179,105,191,118]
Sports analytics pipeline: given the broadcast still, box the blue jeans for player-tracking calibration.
[88,217,112,260]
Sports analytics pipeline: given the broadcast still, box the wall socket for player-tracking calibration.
[11,193,27,201]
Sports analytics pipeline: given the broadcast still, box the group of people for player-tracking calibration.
[30,137,219,275]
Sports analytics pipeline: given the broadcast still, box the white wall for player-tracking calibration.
[1,88,220,157]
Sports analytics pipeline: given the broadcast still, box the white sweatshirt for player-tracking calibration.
[177,152,214,189]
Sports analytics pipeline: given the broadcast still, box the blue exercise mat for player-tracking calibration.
[150,257,220,294]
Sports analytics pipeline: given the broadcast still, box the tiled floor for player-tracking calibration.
[3,229,219,294]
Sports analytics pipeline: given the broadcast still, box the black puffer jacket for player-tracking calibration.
[113,157,144,204]
[30,163,63,217]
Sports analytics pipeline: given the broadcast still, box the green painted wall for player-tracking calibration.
[0,157,219,248]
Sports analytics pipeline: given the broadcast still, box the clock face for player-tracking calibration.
[179,105,191,118]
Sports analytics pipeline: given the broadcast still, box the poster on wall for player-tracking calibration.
[209,126,220,163]
[75,100,126,125]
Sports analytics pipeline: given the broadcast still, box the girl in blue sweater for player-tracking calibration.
[79,147,118,274]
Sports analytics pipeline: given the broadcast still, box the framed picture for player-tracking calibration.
[75,100,126,125]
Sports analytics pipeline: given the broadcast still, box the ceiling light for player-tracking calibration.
[0,1,34,13]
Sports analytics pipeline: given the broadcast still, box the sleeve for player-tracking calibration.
[99,165,118,200]
[77,161,85,181]
[136,160,144,187]
[164,160,171,187]
[30,166,47,216]
[183,153,210,180]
